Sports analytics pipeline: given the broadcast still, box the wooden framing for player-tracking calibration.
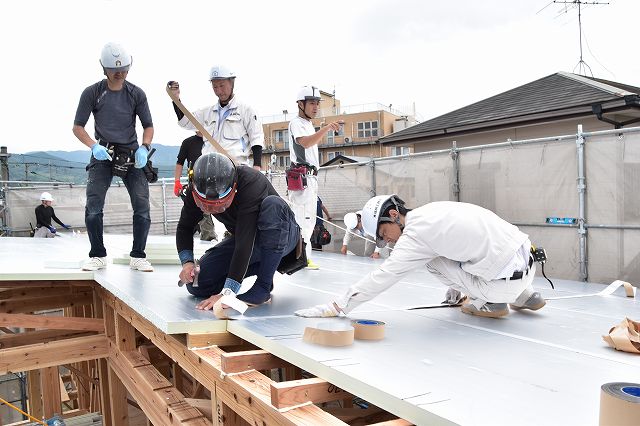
[0,280,413,426]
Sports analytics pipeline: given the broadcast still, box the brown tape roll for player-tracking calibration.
[351,319,386,340]
[599,382,640,426]
[303,321,354,347]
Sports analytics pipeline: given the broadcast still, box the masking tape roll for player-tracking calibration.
[303,321,354,347]
[351,319,386,340]
[599,382,640,426]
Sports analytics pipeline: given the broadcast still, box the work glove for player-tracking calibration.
[442,288,466,305]
[173,179,183,196]
[47,225,57,234]
[62,224,71,230]
[134,146,149,169]
[91,143,112,161]
[294,303,340,318]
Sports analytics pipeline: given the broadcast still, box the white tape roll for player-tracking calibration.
[599,382,640,426]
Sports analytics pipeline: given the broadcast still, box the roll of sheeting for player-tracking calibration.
[599,382,640,426]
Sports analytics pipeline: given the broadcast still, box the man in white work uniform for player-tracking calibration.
[167,65,264,169]
[287,86,342,269]
[296,195,546,318]
[341,211,383,258]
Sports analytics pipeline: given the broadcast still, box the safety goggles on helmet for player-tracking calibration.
[192,183,236,214]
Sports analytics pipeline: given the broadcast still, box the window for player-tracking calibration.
[326,127,344,145]
[278,155,290,168]
[391,146,411,156]
[357,121,378,138]
[327,151,345,161]
[273,130,289,149]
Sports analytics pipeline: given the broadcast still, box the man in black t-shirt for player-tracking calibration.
[176,153,301,311]
[34,192,71,238]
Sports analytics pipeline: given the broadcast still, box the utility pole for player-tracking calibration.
[0,147,9,182]
[25,163,28,182]
[549,0,609,76]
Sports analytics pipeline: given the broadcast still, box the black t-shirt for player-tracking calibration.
[176,166,279,282]
[35,204,64,228]
[176,135,204,168]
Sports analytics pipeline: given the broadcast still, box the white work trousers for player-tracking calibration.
[288,177,318,259]
[426,256,536,306]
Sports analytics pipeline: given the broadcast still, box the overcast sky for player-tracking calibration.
[3,0,638,154]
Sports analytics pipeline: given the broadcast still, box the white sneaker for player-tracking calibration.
[130,257,154,272]
[82,257,107,271]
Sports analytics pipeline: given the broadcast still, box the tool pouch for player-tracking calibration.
[111,145,134,178]
[277,236,308,275]
[285,165,308,191]
[143,160,158,183]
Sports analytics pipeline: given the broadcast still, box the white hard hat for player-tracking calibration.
[361,194,406,247]
[40,192,53,202]
[297,86,322,102]
[209,65,236,81]
[343,212,358,230]
[100,42,132,72]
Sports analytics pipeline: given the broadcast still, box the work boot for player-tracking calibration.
[307,259,320,270]
[510,290,546,311]
[82,257,107,271]
[237,284,273,306]
[461,302,509,318]
[129,257,154,272]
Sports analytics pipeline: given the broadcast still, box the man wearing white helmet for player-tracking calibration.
[296,195,547,319]
[73,42,154,272]
[341,211,382,258]
[287,86,343,269]
[167,66,264,169]
[33,192,71,238]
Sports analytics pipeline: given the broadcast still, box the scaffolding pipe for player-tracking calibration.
[369,160,376,197]
[161,179,168,235]
[576,124,588,281]
[450,141,460,202]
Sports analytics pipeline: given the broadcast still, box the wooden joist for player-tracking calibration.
[0,329,95,349]
[220,349,290,374]
[270,377,352,409]
[0,334,108,374]
[0,291,93,314]
[0,280,96,288]
[0,313,105,332]
[186,331,243,348]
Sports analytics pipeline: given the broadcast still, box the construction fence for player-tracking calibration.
[2,124,640,284]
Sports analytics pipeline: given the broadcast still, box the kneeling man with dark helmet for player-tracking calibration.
[176,153,304,312]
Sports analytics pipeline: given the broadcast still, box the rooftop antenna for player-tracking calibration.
[541,1,609,77]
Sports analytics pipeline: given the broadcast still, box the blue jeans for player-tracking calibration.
[85,157,151,258]
[187,196,300,303]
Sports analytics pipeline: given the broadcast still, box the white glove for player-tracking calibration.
[295,303,340,318]
[443,287,466,305]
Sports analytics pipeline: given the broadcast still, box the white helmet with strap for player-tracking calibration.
[297,86,321,102]
[40,192,53,202]
[361,194,406,246]
[343,212,358,230]
[209,65,236,81]
[100,42,132,72]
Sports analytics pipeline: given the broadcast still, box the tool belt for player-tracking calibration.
[277,234,307,275]
[285,163,317,191]
[100,141,134,178]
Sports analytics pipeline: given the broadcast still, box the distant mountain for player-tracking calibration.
[7,144,180,184]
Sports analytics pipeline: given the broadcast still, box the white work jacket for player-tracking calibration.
[178,96,264,166]
[335,201,528,313]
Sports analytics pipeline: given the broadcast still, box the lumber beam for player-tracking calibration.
[0,280,96,288]
[0,334,108,374]
[0,329,95,349]
[0,292,93,314]
[368,420,413,426]
[186,332,242,348]
[220,350,290,374]
[27,369,43,420]
[0,285,93,300]
[0,313,104,332]
[42,366,62,419]
[270,377,352,409]
[99,288,346,426]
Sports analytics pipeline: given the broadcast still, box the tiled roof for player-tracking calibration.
[381,72,640,144]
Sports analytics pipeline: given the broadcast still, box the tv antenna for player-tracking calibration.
[540,1,609,77]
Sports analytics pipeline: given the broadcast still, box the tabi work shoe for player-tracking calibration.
[130,257,154,272]
[461,302,509,318]
[510,291,546,311]
[82,257,107,271]
[306,259,320,270]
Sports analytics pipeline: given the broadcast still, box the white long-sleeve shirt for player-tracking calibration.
[335,201,528,313]
[178,96,264,166]
[342,228,381,254]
